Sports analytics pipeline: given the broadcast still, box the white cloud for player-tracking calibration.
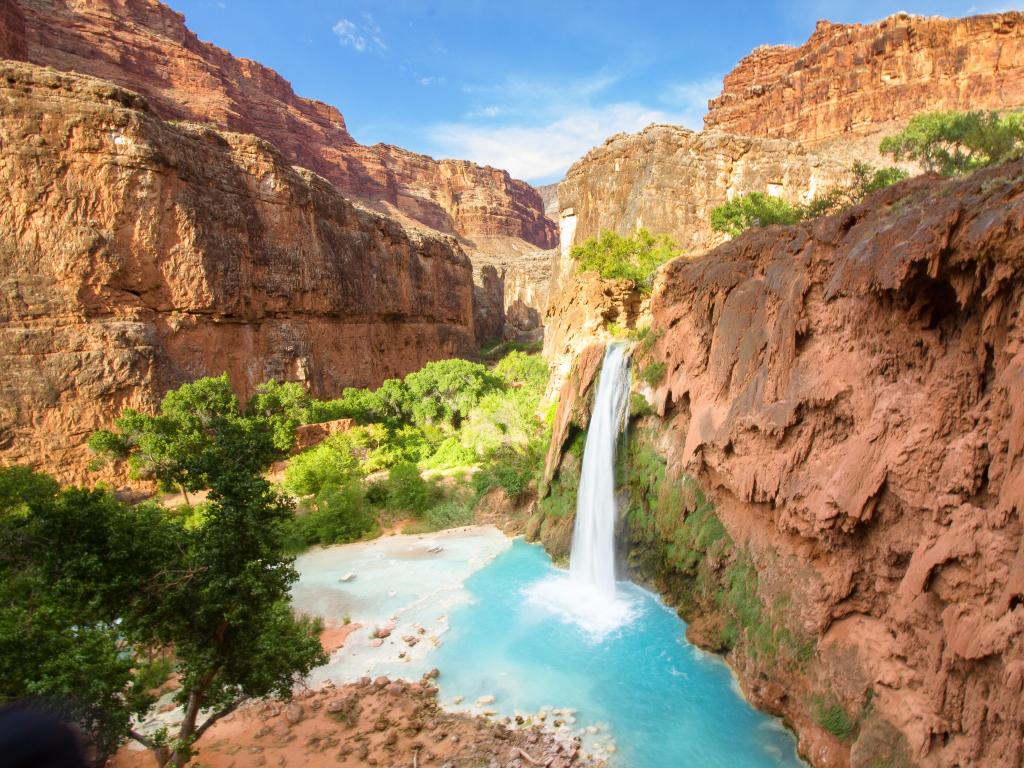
[430,75,722,183]
[430,102,689,183]
[467,105,503,118]
[332,13,386,53]
[661,76,723,128]
[418,76,444,87]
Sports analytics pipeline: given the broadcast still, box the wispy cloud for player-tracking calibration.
[429,74,721,183]
[661,76,723,127]
[418,76,444,87]
[332,13,386,53]
[431,102,683,183]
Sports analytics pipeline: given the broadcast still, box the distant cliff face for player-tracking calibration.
[649,162,1024,768]
[0,62,475,481]
[557,125,847,254]
[705,12,1024,147]
[4,0,557,251]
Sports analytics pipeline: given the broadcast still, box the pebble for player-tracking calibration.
[475,694,496,706]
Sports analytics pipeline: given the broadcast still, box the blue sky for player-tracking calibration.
[165,0,1020,184]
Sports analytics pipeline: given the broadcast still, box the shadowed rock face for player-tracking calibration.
[4,0,557,250]
[649,162,1024,767]
[705,12,1024,147]
[0,62,475,481]
[557,125,849,255]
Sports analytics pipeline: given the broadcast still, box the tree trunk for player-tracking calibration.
[170,689,203,767]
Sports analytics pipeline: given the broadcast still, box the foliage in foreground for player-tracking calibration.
[710,162,908,237]
[12,377,327,767]
[880,109,1024,176]
[572,228,679,292]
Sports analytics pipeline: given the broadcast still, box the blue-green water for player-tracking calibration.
[432,539,806,768]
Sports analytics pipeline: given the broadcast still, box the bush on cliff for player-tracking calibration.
[880,109,1024,175]
[710,192,803,237]
[572,228,678,292]
[710,162,908,237]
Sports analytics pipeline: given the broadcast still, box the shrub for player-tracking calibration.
[880,109,1024,175]
[385,462,434,514]
[572,229,678,292]
[423,500,475,530]
[710,192,801,237]
[473,441,543,500]
[283,434,361,497]
[421,436,476,469]
[811,694,858,741]
[639,361,667,388]
[286,481,376,549]
[711,162,907,236]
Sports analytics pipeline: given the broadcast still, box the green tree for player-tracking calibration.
[880,110,1024,175]
[246,380,312,452]
[403,359,501,429]
[710,192,802,237]
[64,375,327,766]
[88,375,280,502]
[572,228,678,292]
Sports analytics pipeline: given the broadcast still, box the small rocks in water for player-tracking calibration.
[424,668,440,679]
[451,695,463,705]
[585,725,598,734]
[368,638,384,648]
[475,694,496,706]
[373,676,390,689]
[338,572,356,582]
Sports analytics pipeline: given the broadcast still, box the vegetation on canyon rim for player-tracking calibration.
[711,108,1024,237]
[571,228,678,292]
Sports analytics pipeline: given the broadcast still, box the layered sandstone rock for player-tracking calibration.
[3,0,557,250]
[705,12,1024,148]
[0,61,475,481]
[557,125,848,255]
[541,272,646,398]
[645,163,1024,766]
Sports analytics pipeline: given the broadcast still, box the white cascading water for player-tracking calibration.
[569,343,631,594]
[525,343,636,639]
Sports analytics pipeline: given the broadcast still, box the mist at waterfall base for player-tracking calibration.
[431,540,805,767]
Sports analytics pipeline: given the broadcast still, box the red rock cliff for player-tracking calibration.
[648,163,1024,767]
[3,0,557,249]
[0,61,475,481]
[705,12,1024,147]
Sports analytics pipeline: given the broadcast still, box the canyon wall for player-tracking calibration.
[705,12,1024,149]
[4,0,557,251]
[557,125,848,255]
[0,62,475,481]
[641,163,1023,767]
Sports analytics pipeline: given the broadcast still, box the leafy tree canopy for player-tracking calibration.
[572,228,678,292]
[880,109,1024,175]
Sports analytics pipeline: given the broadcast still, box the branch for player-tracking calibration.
[129,729,157,750]
[192,698,246,742]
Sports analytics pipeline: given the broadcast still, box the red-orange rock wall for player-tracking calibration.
[0,62,475,482]
[649,163,1024,767]
[5,0,556,249]
[705,12,1024,146]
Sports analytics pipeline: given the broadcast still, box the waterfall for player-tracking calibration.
[569,343,631,595]
[525,343,635,639]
